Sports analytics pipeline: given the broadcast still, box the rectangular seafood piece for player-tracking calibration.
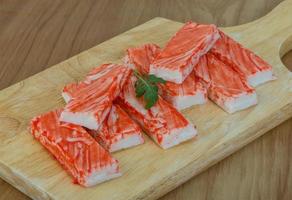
[62,77,144,152]
[195,53,257,113]
[88,105,144,152]
[116,75,197,149]
[159,73,207,110]
[30,109,121,187]
[150,22,220,84]
[211,30,274,87]
[62,82,88,104]
[124,43,161,75]
[125,43,207,110]
[60,64,131,130]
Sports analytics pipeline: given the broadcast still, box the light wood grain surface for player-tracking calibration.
[0,0,291,200]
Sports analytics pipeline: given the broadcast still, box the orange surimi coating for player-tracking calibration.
[159,73,207,110]
[116,75,197,149]
[28,21,276,188]
[125,43,207,110]
[62,69,144,152]
[30,109,120,187]
[211,30,274,87]
[150,22,220,84]
[62,82,88,103]
[60,64,131,130]
[88,105,144,152]
[125,43,161,74]
[195,53,257,113]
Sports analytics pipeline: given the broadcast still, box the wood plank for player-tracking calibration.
[0,0,283,90]
[0,178,30,200]
[161,117,292,200]
[0,0,292,200]
[0,1,290,199]
[1,114,291,200]
[283,50,292,71]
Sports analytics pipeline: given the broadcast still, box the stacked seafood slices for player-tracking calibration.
[30,22,275,187]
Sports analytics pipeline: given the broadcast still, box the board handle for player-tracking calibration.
[221,0,292,70]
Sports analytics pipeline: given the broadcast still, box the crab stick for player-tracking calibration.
[150,22,220,84]
[30,109,121,187]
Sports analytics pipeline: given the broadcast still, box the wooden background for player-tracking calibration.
[0,0,291,199]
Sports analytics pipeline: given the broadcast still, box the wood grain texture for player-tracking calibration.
[0,0,292,199]
[162,51,292,200]
[0,178,30,200]
[0,0,283,90]
[2,115,291,200]
[161,117,292,200]
[283,50,292,71]
[0,0,291,200]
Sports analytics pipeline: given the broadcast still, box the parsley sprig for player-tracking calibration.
[133,70,166,109]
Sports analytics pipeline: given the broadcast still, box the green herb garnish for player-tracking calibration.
[133,70,166,109]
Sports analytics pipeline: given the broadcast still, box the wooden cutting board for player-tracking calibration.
[0,0,292,199]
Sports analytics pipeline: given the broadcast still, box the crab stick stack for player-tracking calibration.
[116,75,197,149]
[195,54,257,113]
[60,64,131,130]
[61,67,144,152]
[211,30,274,87]
[125,43,207,110]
